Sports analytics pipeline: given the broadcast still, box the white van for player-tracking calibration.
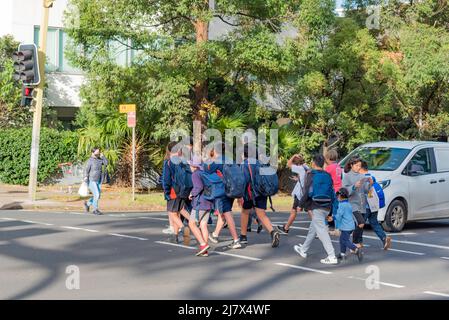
[340,141,449,232]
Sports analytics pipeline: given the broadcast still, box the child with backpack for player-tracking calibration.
[293,154,338,264]
[276,154,309,235]
[188,156,213,257]
[360,160,392,250]
[161,141,193,243]
[330,187,363,262]
[239,144,281,248]
[205,142,242,249]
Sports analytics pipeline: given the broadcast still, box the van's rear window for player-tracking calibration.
[340,147,411,171]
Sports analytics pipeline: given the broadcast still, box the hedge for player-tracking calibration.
[0,127,80,185]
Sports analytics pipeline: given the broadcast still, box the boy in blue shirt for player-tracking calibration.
[331,188,364,262]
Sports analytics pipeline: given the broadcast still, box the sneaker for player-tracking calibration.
[383,236,392,250]
[354,248,364,262]
[209,233,219,244]
[83,201,90,213]
[227,240,242,249]
[247,227,252,232]
[162,226,174,234]
[294,244,307,258]
[271,230,280,248]
[320,256,338,265]
[223,222,228,229]
[276,225,289,235]
[239,235,248,244]
[198,251,209,257]
[92,209,103,215]
[196,244,210,256]
[336,253,347,260]
[257,224,263,234]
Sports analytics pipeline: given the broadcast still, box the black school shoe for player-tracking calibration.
[83,201,90,213]
[92,209,103,215]
[239,235,248,244]
[270,230,280,248]
[257,224,263,234]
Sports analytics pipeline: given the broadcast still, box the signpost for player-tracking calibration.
[120,104,136,201]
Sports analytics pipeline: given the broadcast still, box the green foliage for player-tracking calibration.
[0,128,80,185]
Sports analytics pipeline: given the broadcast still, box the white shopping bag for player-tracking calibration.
[78,182,90,197]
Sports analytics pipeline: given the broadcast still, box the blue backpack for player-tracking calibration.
[309,170,334,208]
[170,161,193,199]
[223,164,246,198]
[254,164,279,197]
[200,168,226,201]
[372,176,386,209]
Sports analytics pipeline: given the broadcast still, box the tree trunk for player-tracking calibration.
[193,19,209,131]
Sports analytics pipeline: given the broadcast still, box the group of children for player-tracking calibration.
[162,140,391,263]
[162,140,281,257]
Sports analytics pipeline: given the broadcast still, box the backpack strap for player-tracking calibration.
[268,196,275,212]
[247,162,257,205]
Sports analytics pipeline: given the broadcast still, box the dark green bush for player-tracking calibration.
[0,127,79,185]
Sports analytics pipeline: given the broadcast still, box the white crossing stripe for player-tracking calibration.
[441,257,449,260]
[386,232,416,236]
[347,276,405,288]
[138,217,168,221]
[211,251,262,261]
[388,248,425,256]
[363,236,449,251]
[108,233,148,240]
[423,291,449,298]
[276,263,333,275]
[0,218,15,221]
[62,226,100,233]
[155,241,196,250]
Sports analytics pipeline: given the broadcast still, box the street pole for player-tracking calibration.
[132,126,135,202]
[29,0,54,201]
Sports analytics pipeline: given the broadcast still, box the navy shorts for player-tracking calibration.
[243,196,267,210]
[215,196,235,214]
[167,198,191,213]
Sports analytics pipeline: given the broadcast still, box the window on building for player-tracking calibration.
[34,26,82,74]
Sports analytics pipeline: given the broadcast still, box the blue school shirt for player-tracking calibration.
[334,200,356,231]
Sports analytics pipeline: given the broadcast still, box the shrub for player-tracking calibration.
[0,127,80,185]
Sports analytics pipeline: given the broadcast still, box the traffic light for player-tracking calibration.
[13,44,40,86]
[20,86,38,110]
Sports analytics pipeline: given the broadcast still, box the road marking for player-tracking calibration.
[21,220,35,224]
[109,233,148,240]
[362,236,449,251]
[288,226,310,231]
[347,276,405,288]
[423,291,449,298]
[386,232,416,236]
[0,218,15,221]
[212,251,262,261]
[428,231,436,234]
[441,257,449,260]
[138,217,168,221]
[155,241,196,250]
[388,248,425,256]
[62,226,100,233]
[276,263,333,275]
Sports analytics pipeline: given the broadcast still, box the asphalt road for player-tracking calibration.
[0,209,449,300]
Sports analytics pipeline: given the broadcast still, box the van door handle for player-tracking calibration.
[439,179,446,183]
[430,180,437,184]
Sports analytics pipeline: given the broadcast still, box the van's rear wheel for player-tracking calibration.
[382,200,407,232]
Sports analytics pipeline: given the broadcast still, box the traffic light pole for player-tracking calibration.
[28,0,54,201]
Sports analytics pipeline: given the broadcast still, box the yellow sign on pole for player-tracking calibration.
[119,104,136,113]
